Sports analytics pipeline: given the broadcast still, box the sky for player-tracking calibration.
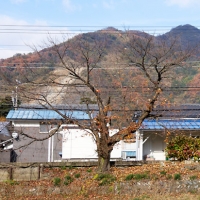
[0,0,200,59]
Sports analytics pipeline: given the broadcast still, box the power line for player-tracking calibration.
[0,45,26,46]
[0,88,200,94]
[0,25,200,28]
[5,104,200,112]
[0,25,185,28]
[0,31,199,35]
[1,85,200,89]
[0,32,78,34]
[0,25,199,35]
[0,25,181,27]
[0,49,31,51]
[0,60,200,66]
[0,26,199,53]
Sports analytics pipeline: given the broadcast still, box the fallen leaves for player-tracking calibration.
[1,162,200,199]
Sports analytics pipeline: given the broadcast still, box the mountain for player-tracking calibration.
[1,24,200,68]
[157,24,200,49]
[1,24,200,104]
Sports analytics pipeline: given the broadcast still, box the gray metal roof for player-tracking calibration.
[133,104,200,121]
[140,119,200,130]
[20,104,99,110]
[6,109,91,120]
[151,104,200,118]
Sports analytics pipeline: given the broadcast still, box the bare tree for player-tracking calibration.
[13,31,194,172]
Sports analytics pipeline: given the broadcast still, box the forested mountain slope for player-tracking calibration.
[0,24,200,104]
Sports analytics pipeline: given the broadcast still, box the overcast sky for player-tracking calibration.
[0,0,200,59]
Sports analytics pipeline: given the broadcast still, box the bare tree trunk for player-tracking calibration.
[97,138,112,172]
[97,150,111,172]
[98,154,111,172]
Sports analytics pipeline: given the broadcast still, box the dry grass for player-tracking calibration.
[1,162,200,199]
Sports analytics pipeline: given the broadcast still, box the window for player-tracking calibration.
[122,151,136,159]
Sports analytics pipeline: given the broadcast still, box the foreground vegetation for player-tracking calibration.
[166,135,200,161]
[1,162,200,199]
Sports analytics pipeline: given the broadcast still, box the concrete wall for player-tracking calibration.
[12,167,40,181]
[13,126,62,163]
[0,168,9,180]
[0,166,40,181]
[0,161,143,182]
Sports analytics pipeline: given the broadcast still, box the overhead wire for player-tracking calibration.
[0,25,200,94]
[0,25,199,35]
[0,25,199,52]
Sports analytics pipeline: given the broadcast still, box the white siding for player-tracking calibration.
[61,128,122,160]
[143,133,166,160]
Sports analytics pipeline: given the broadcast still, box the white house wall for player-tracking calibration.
[143,136,151,159]
[143,132,166,160]
[62,129,97,159]
[61,128,122,160]
[121,141,137,150]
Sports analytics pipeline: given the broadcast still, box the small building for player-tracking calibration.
[0,122,13,162]
[6,106,139,162]
[138,104,200,161]
[6,107,93,162]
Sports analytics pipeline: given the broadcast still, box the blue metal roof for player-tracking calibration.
[6,109,90,120]
[140,119,200,130]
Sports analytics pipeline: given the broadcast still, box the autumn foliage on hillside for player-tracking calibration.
[0,25,200,104]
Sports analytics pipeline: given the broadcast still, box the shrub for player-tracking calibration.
[125,174,134,181]
[190,175,197,180]
[160,170,167,176]
[174,173,181,180]
[68,165,74,170]
[151,174,158,180]
[53,177,61,186]
[166,174,172,180]
[133,195,150,200]
[87,168,92,173]
[165,135,200,161]
[189,189,197,194]
[5,180,19,185]
[133,173,149,180]
[94,173,116,186]
[60,165,66,170]
[125,173,149,181]
[74,173,80,178]
[64,175,73,185]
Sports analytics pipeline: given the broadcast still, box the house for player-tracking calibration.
[6,105,140,162]
[137,104,200,161]
[0,122,14,162]
[6,106,93,163]
[6,104,200,163]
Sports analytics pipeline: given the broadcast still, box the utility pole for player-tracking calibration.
[12,79,20,110]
